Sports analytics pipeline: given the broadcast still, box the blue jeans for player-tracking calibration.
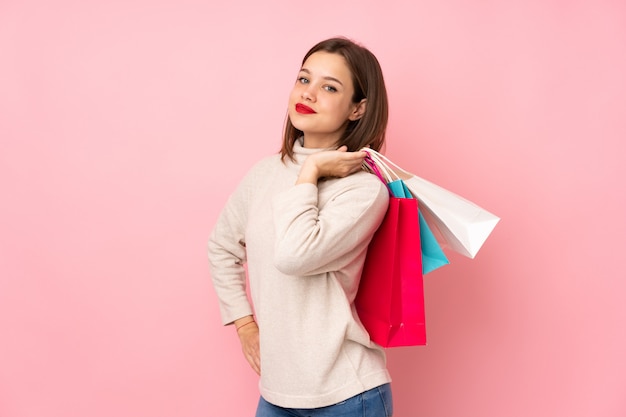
[255,384,393,417]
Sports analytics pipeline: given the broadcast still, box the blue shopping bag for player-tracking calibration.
[388,179,449,274]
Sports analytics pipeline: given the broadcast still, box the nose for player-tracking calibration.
[301,84,316,102]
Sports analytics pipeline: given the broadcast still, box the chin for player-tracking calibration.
[289,116,311,132]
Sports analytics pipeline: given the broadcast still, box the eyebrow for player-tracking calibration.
[300,68,344,86]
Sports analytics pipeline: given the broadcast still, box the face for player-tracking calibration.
[287,51,366,148]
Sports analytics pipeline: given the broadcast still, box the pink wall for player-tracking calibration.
[1,1,625,416]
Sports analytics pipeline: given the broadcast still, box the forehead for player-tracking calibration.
[301,51,352,82]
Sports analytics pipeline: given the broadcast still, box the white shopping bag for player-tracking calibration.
[362,148,500,259]
[403,175,499,258]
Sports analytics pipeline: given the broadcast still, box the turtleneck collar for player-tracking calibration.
[292,137,337,164]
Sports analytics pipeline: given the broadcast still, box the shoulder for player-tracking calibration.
[247,153,283,174]
[220,153,284,208]
[323,170,389,211]
[237,153,284,186]
[334,170,388,195]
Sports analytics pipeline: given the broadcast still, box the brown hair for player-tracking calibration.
[280,37,389,161]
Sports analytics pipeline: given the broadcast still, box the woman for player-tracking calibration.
[208,37,394,417]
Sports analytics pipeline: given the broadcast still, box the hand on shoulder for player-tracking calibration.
[297,146,367,184]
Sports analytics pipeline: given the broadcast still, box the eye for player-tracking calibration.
[298,77,309,84]
[324,85,338,93]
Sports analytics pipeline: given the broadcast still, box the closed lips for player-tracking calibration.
[296,103,316,114]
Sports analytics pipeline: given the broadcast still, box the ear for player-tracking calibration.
[348,99,367,121]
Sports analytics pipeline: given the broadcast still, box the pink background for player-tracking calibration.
[1,1,625,416]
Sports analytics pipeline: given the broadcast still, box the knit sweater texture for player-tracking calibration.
[208,141,391,409]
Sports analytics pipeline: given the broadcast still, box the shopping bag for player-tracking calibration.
[363,148,500,259]
[355,195,426,347]
[387,179,449,274]
[404,175,500,258]
[363,151,449,274]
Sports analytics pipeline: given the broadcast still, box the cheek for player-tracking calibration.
[289,84,304,102]
[332,98,355,118]
[287,89,296,105]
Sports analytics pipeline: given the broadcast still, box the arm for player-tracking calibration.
[208,173,263,375]
[208,197,253,324]
[272,147,389,276]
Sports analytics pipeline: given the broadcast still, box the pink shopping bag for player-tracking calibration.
[355,195,426,347]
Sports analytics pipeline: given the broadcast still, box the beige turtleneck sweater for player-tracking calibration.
[208,141,391,408]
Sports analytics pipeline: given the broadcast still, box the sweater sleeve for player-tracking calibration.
[208,172,255,325]
[272,174,389,276]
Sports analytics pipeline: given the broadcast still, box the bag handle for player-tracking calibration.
[369,151,401,182]
[361,149,402,183]
[363,153,386,183]
[360,148,407,174]
[362,152,394,196]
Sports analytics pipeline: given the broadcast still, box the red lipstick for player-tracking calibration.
[296,103,316,114]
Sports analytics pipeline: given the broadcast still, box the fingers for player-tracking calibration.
[243,342,261,375]
[298,149,368,182]
[322,150,367,177]
[245,333,260,375]
[238,325,261,375]
[246,344,261,375]
[334,151,367,177]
